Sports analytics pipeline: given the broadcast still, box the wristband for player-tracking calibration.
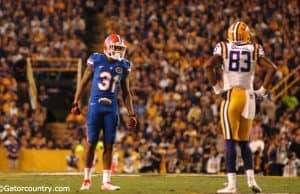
[258,86,266,94]
[212,84,223,94]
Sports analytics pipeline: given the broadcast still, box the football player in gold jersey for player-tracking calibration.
[205,21,277,193]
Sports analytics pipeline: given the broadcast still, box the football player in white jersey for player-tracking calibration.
[205,21,277,193]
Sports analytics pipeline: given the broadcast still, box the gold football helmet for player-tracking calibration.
[227,21,251,44]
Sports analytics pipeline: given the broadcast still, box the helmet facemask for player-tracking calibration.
[105,43,126,61]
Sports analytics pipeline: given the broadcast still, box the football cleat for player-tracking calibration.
[101,182,120,191]
[80,179,91,190]
[217,185,237,193]
[248,181,262,193]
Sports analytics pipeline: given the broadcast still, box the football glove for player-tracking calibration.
[212,84,225,95]
[254,86,267,99]
[71,102,81,115]
[128,114,137,129]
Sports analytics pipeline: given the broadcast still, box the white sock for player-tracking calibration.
[227,173,237,188]
[246,169,255,185]
[84,167,92,180]
[102,169,111,184]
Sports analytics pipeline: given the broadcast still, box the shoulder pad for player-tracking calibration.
[87,53,102,66]
[121,59,132,72]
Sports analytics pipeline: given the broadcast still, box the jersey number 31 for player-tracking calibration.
[98,72,119,93]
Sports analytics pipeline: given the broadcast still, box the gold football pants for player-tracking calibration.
[220,88,252,141]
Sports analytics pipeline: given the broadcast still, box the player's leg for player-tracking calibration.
[80,110,102,190]
[218,90,240,193]
[239,117,262,193]
[218,88,248,193]
[101,112,120,190]
[84,141,97,176]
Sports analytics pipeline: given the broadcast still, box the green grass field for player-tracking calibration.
[0,173,299,194]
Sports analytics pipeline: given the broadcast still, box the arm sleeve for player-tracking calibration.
[123,60,132,73]
[87,54,96,69]
[213,43,222,56]
[128,62,132,73]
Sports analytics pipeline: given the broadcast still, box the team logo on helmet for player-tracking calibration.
[227,21,251,44]
[104,34,126,61]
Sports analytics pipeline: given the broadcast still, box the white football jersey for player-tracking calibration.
[213,42,264,91]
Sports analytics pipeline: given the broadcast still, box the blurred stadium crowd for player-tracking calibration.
[0,0,299,176]
[0,0,87,166]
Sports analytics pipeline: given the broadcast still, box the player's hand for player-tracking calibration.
[128,115,137,129]
[212,84,225,95]
[71,102,81,115]
[254,86,267,100]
